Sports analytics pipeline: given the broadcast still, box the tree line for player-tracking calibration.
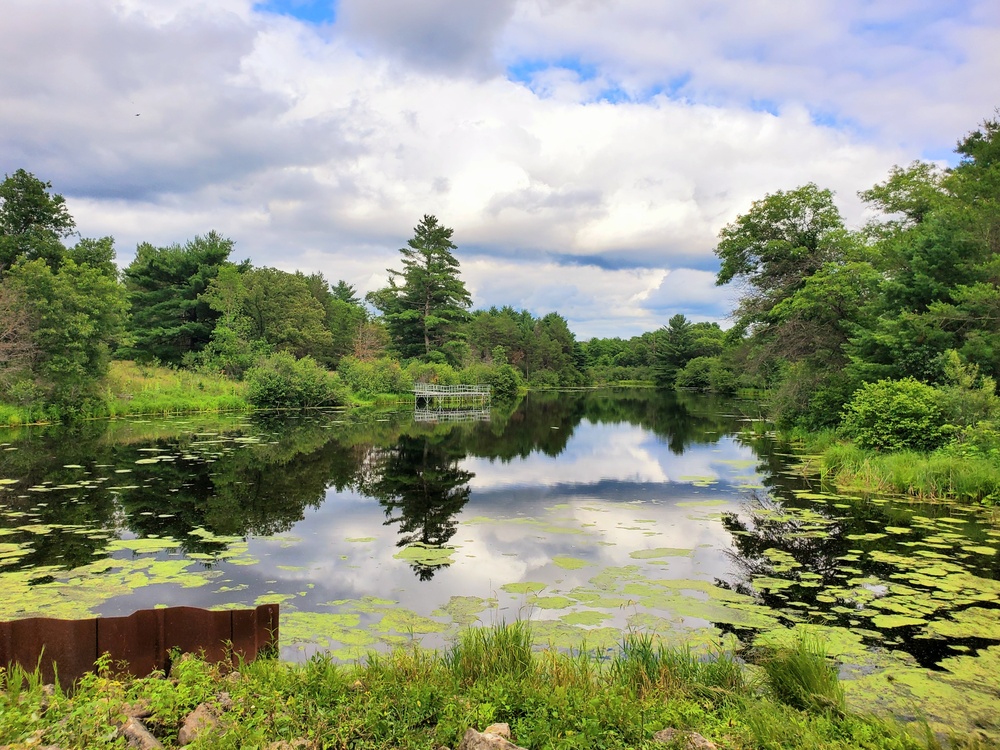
[0,183,621,416]
[2,111,998,446]
[686,114,1000,459]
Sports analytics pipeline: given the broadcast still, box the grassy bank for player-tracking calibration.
[0,624,973,750]
[0,361,250,426]
[784,430,1000,505]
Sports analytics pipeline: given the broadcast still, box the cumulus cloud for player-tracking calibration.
[2,0,997,337]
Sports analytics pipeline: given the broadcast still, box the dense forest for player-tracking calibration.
[1,115,998,472]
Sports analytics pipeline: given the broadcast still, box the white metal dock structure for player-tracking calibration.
[413,383,491,413]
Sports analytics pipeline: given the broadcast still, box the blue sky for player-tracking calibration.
[2,0,998,337]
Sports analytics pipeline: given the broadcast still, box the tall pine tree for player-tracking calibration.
[368,215,472,364]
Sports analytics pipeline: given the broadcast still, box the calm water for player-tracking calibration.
[1,389,998,737]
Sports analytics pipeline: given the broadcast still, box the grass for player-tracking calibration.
[818,443,1000,504]
[0,361,251,425]
[103,361,250,417]
[0,624,978,750]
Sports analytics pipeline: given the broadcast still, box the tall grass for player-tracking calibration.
[0,622,977,749]
[104,361,250,416]
[759,633,845,715]
[444,620,535,685]
[821,443,1000,503]
[0,361,251,426]
[609,632,744,698]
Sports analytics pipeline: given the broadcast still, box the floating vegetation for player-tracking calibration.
[393,543,455,568]
[628,547,691,559]
[551,555,591,570]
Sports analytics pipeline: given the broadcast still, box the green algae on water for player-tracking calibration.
[551,555,591,570]
[393,543,455,567]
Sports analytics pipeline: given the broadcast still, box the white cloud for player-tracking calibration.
[2,0,997,336]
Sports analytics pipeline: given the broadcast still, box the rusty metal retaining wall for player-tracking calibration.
[0,604,278,687]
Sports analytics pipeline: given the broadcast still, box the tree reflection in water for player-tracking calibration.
[359,435,473,580]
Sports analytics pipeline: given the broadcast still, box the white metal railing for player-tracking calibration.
[412,383,491,395]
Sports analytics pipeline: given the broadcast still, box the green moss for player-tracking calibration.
[529,596,575,610]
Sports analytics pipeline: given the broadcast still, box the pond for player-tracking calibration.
[0,389,998,739]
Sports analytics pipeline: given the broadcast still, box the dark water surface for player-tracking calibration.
[1,389,998,737]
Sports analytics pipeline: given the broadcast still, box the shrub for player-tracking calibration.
[404,361,460,386]
[529,369,560,389]
[457,363,523,401]
[338,356,411,397]
[245,353,345,409]
[675,357,714,390]
[840,377,946,452]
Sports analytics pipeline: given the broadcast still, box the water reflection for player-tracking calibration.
[360,436,474,580]
[1,390,997,667]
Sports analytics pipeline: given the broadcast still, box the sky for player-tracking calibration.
[2,1,999,339]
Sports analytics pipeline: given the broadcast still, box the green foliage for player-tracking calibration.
[123,231,234,365]
[760,634,845,715]
[0,629,938,750]
[0,169,75,272]
[841,378,946,452]
[404,360,461,386]
[716,183,846,331]
[6,257,127,405]
[528,368,560,388]
[245,352,345,409]
[368,215,472,364]
[820,442,1000,503]
[655,314,694,388]
[936,351,1000,428]
[200,265,336,370]
[458,362,523,400]
[675,356,714,390]
[484,363,522,401]
[445,621,535,685]
[338,356,412,397]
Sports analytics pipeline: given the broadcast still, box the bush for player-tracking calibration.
[529,369,560,389]
[675,357,714,390]
[245,353,345,409]
[404,361,460,386]
[840,378,946,452]
[458,363,524,401]
[338,357,411,397]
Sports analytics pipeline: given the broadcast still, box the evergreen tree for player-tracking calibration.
[123,231,233,365]
[368,215,472,364]
[655,314,694,388]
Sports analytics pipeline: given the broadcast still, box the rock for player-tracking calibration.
[119,717,164,750]
[266,740,310,749]
[652,728,717,750]
[456,727,525,750]
[178,703,219,745]
[484,723,511,739]
[122,698,154,718]
[216,691,234,711]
